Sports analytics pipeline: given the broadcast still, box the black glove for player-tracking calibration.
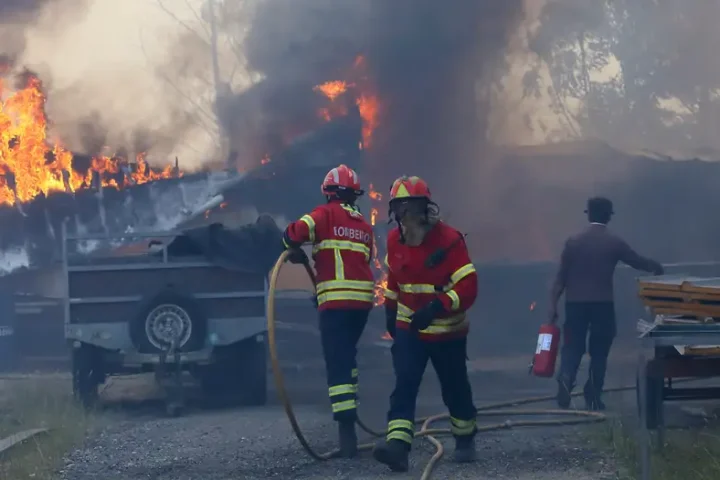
[385,307,397,338]
[287,248,309,265]
[410,298,445,332]
[310,295,319,309]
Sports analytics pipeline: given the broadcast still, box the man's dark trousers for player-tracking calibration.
[319,308,370,421]
[557,302,616,403]
[385,329,477,447]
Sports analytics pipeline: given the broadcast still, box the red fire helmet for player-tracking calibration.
[389,175,432,202]
[321,164,364,196]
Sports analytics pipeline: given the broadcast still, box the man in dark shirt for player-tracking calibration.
[548,197,664,410]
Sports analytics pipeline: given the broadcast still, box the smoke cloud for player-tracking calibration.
[2,0,526,190]
[0,0,231,169]
[240,0,525,218]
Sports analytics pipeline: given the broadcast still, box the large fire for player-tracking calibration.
[313,56,379,148]
[0,73,178,206]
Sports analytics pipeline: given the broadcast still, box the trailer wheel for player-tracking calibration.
[131,289,207,354]
[201,335,268,406]
[72,345,103,409]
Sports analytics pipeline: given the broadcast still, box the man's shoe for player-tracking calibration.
[557,377,573,409]
[372,439,409,472]
[453,436,476,463]
[338,421,358,458]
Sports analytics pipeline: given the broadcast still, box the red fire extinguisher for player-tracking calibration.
[529,323,561,378]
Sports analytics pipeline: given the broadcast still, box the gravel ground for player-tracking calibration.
[42,316,636,480]
[59,404,615,480]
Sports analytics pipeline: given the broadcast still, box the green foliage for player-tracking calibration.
[522,1,720,151]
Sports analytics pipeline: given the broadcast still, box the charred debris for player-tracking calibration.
[0,105,363,269]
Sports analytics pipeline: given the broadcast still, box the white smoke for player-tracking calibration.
[16,0,253,170]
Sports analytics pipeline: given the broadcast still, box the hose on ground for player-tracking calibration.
[266,250,630,479]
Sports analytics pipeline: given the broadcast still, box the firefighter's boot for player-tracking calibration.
[453,435,477,463]
[372,439,409,472]
[338,421,358,458]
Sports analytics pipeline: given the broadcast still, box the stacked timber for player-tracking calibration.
[638,275,720,322]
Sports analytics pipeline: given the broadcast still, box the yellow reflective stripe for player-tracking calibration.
[388,419,414,431]
[332,399,356,413]
[397,315,468,334]
[387,418,415,445]
[313,239,371,259]
[450,417,476,435]
[384,254,389,268]
[282,238,290,248]
[334,248,344,280]
[351,368,359,379]
[397,303,414,317]
[387,430,413,444]
[317,290,375,304]
[316,280,375,294]
[329,384,357,396]
[384,288,398,300]
[300,215,316,243]
[433,315,466,326]
[446,290,460,311]
[451,263,476,284]
[398,283,436,294]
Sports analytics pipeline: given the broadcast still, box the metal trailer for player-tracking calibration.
[636,324,720,480]
[62,224,269,416]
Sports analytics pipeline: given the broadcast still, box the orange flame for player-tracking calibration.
[357,94,379,148]
[367,183,388,306]
[313,81,352,102]
[313,55,380,150]
[0,73,179,206]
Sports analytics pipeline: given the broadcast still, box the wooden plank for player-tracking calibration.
[0,428,49,455]
[637,276,694,291]
[650,303,720,314]
[652,307,720,318]
[680,278,720,293]
[640,291,720,301]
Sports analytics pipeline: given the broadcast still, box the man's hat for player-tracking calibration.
[585,196,614,216]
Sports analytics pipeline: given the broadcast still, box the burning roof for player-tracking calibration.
[0,72,180,206]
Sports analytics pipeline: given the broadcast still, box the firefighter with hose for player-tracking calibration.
[282,164,375,458]
[373,176,479,472]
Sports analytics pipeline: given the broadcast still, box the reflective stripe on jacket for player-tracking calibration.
[284,201,375,310]
[384,221,478,341]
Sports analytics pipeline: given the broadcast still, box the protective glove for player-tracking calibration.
[385,307,397,338]
[410,298,445,332]
[310,295,319,309]
[287,248,309,265]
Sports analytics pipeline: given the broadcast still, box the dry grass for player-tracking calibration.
[0,376,98,480]
[592,417,720,480]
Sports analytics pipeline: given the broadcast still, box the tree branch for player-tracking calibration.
[155,0,211,46]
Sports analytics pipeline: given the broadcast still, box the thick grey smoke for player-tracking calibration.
[241,0,524,215]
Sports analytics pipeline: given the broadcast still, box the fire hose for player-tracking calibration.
[266,250,643,479]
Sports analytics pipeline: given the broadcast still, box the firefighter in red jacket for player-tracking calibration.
[372,175,479,472]
[282,164,375,458]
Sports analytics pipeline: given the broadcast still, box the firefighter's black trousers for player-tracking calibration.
[319,308,370,422]
[385,329,477,448]
[558,301,616,400]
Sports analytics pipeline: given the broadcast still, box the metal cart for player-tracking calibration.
[637,324,720,480]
